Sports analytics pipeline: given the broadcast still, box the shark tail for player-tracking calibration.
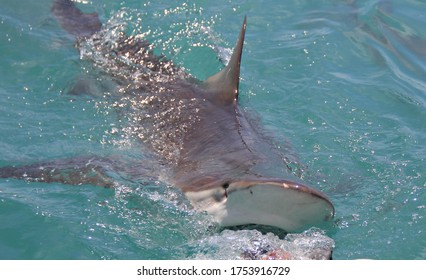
[51,0,102,38]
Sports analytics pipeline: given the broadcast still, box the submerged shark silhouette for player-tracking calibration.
[0,0,334,232]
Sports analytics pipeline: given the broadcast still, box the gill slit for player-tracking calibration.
[234,104,254,154]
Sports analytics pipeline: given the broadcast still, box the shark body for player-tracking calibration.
[0,0,334,232]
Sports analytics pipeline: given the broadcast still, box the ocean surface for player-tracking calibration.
[0,0,425,260]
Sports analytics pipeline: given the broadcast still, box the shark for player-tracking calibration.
[0,0,334,232]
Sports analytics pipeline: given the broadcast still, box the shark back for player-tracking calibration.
[0,1,335,233]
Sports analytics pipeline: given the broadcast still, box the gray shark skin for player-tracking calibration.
[0,0,334,232]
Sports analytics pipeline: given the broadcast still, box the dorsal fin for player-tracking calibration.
[204,17,247,104]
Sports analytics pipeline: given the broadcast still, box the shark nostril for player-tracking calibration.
[222,182,230,197]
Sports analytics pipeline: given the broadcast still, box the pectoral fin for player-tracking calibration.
[0,156,117,188]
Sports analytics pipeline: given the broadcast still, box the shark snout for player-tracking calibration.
[185,178,334,232]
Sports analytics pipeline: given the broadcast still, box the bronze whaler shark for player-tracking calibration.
[0,0,334,232]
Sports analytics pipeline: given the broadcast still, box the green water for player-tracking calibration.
[0,0,425,259]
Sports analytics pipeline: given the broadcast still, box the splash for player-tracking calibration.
[190,228,334,260]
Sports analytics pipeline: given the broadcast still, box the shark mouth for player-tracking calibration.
[185,178,335,232]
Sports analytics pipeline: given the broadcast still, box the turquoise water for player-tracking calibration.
[0,0,425,259]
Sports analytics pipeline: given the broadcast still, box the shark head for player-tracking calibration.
[184,178,334,232]
[177,17,335,232]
